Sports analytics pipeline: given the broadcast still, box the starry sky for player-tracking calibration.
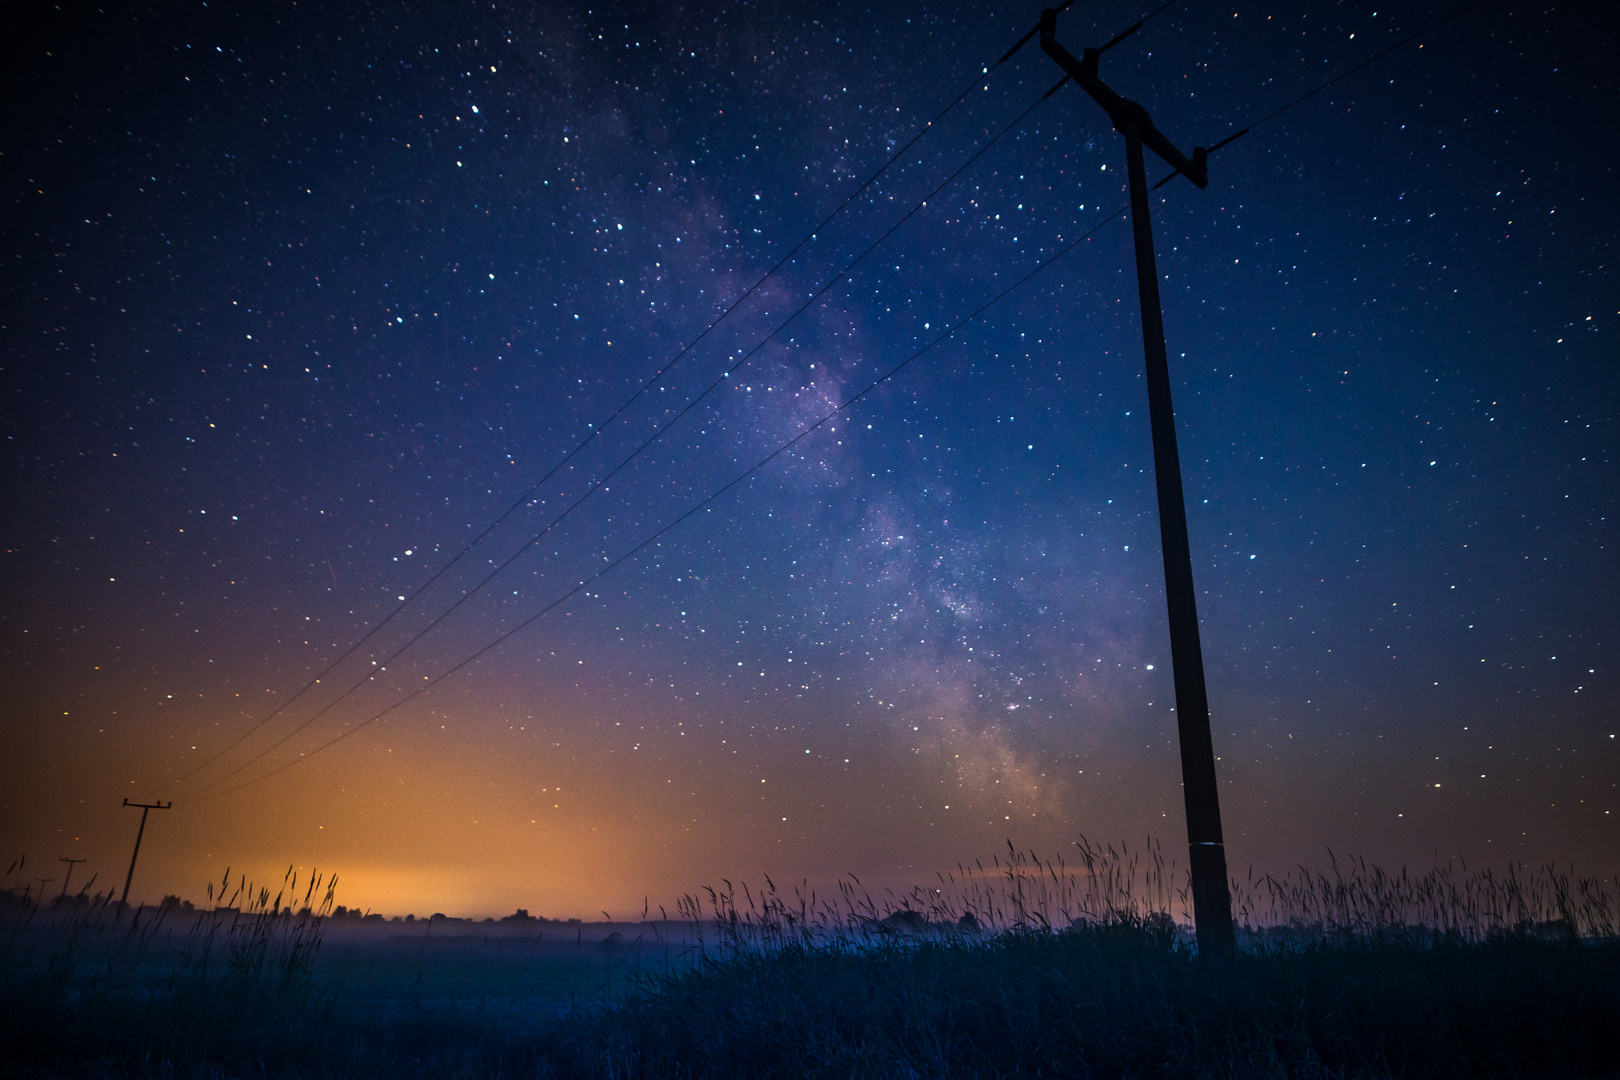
[3,0,1615,918]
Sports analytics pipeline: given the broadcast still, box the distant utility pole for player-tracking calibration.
[120,798,171,907]
[1037,6,1235,957]
[58,856,87,900]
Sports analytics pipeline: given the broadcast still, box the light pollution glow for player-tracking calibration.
[4,0,1615,916]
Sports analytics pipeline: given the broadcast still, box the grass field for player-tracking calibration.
[3,843,1617,1078]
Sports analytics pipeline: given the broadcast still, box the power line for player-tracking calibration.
[184,206,1131,803]
[1148,0,1492,191]
[177,0,1429,802]
[1246,0,1489,132]
[997,0,1177,65]
[174,78,1068,802]
[177,0,1381,802]
[149,11,1088,800]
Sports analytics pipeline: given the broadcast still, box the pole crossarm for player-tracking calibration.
[1038,8,1207,189]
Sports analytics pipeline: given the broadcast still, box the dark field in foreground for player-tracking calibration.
[4,847,1618,1078]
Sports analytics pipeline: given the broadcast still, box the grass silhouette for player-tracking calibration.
[3,841,1617,1078]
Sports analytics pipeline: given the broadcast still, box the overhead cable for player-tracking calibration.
[157,7,1136,800]
[1153,0,1492,191]
[174,78,1068,802]
[183,205,1131,802]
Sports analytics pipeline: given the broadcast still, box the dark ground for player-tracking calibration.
[4,913,1618,1079]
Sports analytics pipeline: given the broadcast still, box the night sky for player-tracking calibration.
[3,0,1615,918]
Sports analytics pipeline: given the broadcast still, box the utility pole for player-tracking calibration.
[120,798,171,907]
[58,856,87,900]
[1037,6,1235,957]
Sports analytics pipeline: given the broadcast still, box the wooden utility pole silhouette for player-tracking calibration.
[1037,6,1236,956]
[120,799,171,906]
[58,856,87,900]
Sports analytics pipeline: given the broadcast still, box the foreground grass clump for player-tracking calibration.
[554,921,1619,1079]
[8,921,1617,1079]
[3,844,1618,1078]
[0,863,352,1078]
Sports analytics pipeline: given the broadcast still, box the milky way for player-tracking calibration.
[3,0,1614,916]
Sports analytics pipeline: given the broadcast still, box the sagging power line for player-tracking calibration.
[154,0,1139,803]
[166,0,1488,806]
[1148,0,1492,192]
[173,77,1068,803]
[175,7,1195,801]
[186,205,1131,803]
